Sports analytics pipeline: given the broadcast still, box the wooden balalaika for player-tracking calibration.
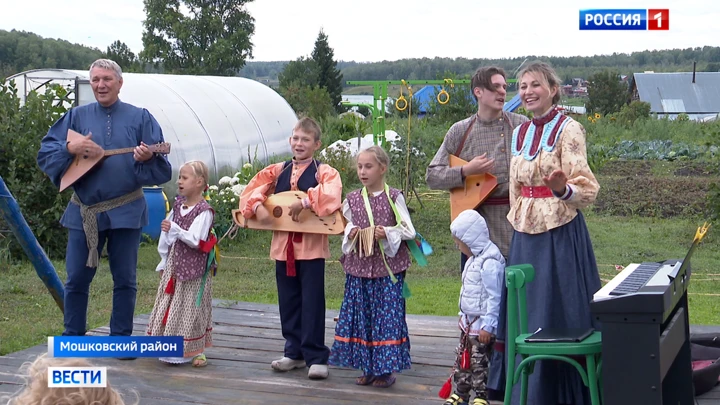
[232,191,345,235]
[449,154,498,222]
[59,129,171,192]
[447,115,499,222]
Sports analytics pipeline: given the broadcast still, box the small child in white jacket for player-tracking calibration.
[442,209,506,405]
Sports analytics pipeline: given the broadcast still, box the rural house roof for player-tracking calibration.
[632,72,720,120]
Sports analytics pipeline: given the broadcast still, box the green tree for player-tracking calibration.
[311,29,344,113]
[0,29,102,79]
[615,100,651,125]
[0,81,73,260]
[140,0,255,76]
[586,70,629,115]
[279,80,335,120]
[426,72,476,123]
[278,57,318,88]
[704,62,720,72]
[103,40,142,73]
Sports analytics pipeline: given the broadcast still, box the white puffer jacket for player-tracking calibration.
[450,210,506,336]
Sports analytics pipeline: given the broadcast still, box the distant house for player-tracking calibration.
[630,71,720,121]
[572,86,588,97]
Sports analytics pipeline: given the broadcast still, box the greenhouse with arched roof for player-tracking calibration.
[4,69,297,191]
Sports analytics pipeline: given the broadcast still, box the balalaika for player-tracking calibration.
[590,222,710,405]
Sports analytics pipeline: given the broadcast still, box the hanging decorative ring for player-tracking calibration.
[395,96,408,111]
[437,78,454,105]
[437,90,450,105]
[395,80,408,111]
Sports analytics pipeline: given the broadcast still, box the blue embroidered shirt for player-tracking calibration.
[37,100,173,231]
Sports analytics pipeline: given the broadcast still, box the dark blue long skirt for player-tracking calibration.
[328,272,412,376]
[488,211,601,405]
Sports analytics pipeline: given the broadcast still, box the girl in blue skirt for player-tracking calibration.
[328,146,416,388]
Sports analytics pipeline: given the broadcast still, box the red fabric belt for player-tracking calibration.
[285,232,303,276]
[522,186,554,198]
[485,197,510,205]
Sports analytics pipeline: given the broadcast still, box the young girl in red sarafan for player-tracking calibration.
[146,160,218,367]
[328,145,416,388]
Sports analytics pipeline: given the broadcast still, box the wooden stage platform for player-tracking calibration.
[1,300,719,404]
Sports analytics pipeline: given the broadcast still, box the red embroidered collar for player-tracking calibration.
[512,107,569,160]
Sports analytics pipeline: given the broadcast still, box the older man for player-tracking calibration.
[37,59,172,343]
[426,66,528,268]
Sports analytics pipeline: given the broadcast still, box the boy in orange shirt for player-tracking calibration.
[238,117,343,379]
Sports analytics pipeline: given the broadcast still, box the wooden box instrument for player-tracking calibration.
[60,129,171,192]
[232,191,345,235]
[449,154,498,222]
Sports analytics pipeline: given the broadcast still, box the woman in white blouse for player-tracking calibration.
[488,61,602,405]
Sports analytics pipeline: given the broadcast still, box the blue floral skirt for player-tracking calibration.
[328,272,412,375]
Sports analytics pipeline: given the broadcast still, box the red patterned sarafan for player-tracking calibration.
[340,188,411,279]
[169,197,215,282]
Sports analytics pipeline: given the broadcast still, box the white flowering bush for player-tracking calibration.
[206,162,257,239]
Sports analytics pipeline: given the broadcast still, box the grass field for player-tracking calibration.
[1,172,717,355]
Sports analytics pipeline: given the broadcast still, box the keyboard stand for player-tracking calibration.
[593,265,695,404]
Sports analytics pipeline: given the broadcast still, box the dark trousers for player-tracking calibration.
[63,228,141,336]
[275,258,329,366]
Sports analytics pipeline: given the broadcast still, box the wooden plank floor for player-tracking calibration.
[0,300,717,404]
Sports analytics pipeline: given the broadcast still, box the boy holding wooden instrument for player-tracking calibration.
[237,117,343,379]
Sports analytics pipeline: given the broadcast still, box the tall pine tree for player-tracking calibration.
[311,29,344,113]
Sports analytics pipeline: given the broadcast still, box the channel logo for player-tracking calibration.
[48,367,107,388]
[580,9,669,30]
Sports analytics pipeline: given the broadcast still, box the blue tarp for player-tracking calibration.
[411,86,521,114]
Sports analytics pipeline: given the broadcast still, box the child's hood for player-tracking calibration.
[450,209,491,256]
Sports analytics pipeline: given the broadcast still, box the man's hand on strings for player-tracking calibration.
[462,153,495,176]
[349,227,359,239]
[288,200,304,222]
[67,133,103,159]
[134,142,153,162]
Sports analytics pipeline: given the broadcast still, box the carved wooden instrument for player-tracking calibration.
[448,154,498,222]
[59,129,171,192]
[232,191,345,235]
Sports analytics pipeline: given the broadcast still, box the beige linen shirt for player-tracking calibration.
[426,111,529,257]
[507,118,600,234]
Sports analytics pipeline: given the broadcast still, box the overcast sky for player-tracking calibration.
[1,0,718,62]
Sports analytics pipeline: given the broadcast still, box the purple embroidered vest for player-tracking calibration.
[339,187,411,278]
[170,197,214,282]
